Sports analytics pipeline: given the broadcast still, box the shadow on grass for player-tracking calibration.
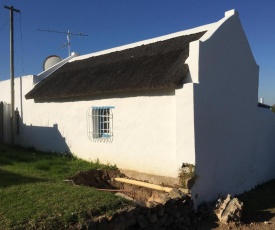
[242,210,275,224]
[237,179,275,224]
[0,148,13,166]
[0,146,39,167]
[0,144,73,166]
[199,180,275,228]
[0,169,48,188]
[197,216,220,229]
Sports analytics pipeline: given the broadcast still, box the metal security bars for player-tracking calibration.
[87,106,114,141]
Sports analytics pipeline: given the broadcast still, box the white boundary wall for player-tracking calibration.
[190,10,275,206]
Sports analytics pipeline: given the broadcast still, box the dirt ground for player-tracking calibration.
[70,169,275,230]
[69,169,166,204]
[69,168,124,189]
[198,187,275,230]
[199,215,275,230]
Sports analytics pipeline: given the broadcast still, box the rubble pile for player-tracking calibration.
[215,194,243,224]
[86,190,196,230]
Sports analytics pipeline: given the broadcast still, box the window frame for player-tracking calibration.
[87,106,114,141]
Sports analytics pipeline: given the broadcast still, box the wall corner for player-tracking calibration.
[225,9,239,18]
[185,40,201,84]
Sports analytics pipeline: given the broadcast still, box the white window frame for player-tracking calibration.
[87,106,114,140]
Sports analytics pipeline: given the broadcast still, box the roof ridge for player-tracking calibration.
[71,24,214,62]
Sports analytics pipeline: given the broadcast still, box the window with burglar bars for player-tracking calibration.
[87,106,114,140]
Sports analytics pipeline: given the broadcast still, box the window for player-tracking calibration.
[87,106,114,140]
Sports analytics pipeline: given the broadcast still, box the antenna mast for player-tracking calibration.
[37,29,88,56]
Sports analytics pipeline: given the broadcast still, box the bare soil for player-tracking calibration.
[199,179,275,229]
[69,169,164,205]
[199,215,275,230]
[69,168,124,189]
[70,170,275,229]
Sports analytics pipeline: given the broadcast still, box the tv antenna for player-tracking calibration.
[37,29,88,56]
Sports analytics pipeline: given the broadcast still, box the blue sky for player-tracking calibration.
[0,0,274,104]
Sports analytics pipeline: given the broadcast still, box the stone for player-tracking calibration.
[127,216,137,226]
[172,216,185,224]
[182,216,192,227]
[157,214,168,227]
[164,215,173,227]
[97,217,109,230]
[115,192,134,201]
[149,193,170,204]
[145,200,157,208]
[215,195,232,221]
[178,188,189,194]
[222,198,243,223]
[140,207,150,216]
[126,206,138,219]
[157,205,165,217]
[87,220,98,229]
[197,201,215,218]
[149,213,158,223]
[112,222,127,230]
[165,199,177,210]
[166,207,180,218]
[83,188,198,229]
[169,188,185,199]
[118,213,127,222]
[138,214,150,229]
[177,201,194,217]
[215,194,243,224]
[264,221,272,225]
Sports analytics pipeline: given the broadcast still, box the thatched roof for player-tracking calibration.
[25,31,206,100]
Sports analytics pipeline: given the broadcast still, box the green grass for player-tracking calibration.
[0,145,124,229]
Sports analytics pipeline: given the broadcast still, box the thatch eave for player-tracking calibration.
[25,31,206,100]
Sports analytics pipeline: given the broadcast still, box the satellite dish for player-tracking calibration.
[43,55,62,71]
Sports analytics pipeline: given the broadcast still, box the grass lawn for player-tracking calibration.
[0,144,124,229]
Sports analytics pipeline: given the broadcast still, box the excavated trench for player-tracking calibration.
[69,169,171,205]
[68,169,199,229]
[66,169,246,229]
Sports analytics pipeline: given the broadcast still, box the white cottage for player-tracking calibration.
[1,9,275,205]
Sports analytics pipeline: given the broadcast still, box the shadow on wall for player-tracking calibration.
[0,102,11,144]
[15,114,70,153]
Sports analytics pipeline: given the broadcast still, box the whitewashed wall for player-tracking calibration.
[0,75,196,178]
[176,83,196,165]
[190,10,275,206]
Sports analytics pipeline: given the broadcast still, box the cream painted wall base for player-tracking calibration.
[120,169,179,187]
